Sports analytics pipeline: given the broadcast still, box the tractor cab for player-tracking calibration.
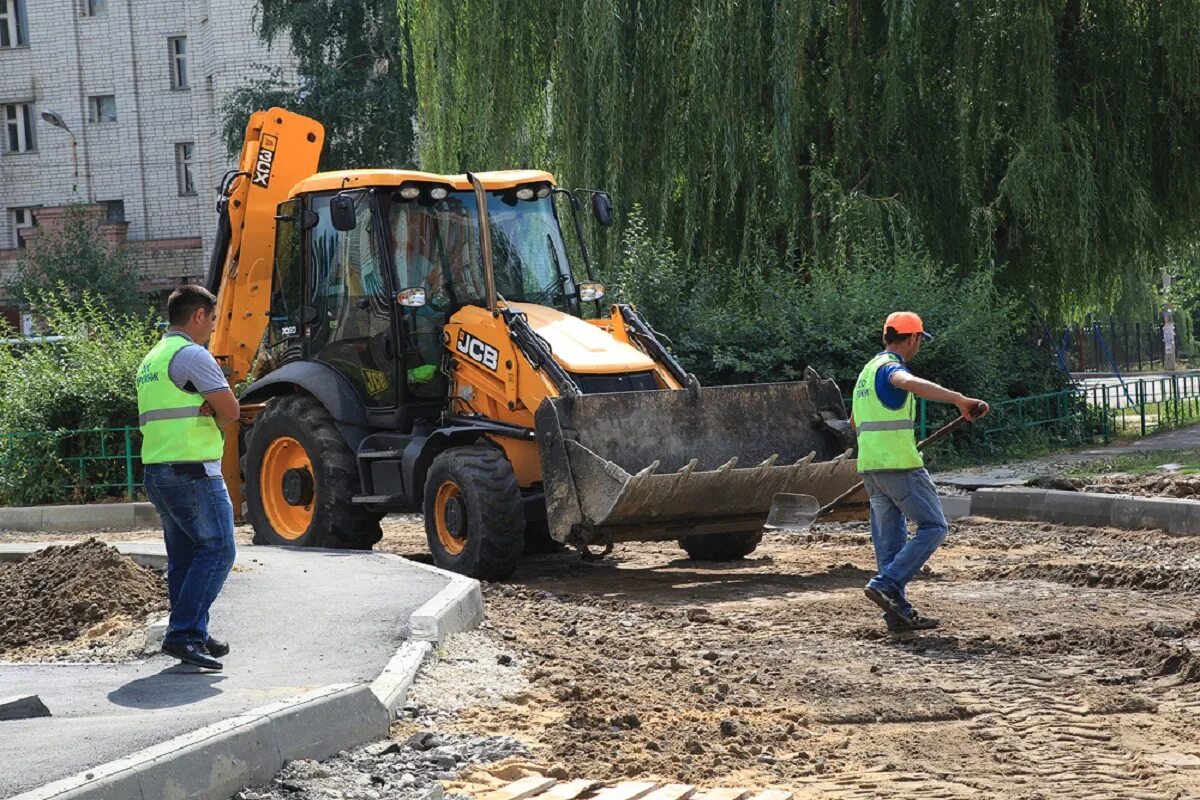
[262,170,607,431]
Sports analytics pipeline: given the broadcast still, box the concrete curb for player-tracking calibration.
[5,543,484,800]
[9,684,387,800]
[384,554,485,642]
[971,487,1200,535]
[370,640,434,721]
[0,502,160,533]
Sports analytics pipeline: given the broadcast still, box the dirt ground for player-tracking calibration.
[386,517,1200,799]
[11,517,1200,797]
[1063,472,1200,499]
[0,539,166,662]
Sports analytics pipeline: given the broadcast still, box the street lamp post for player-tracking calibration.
[39,109,80,198]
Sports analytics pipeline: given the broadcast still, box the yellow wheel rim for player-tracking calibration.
[261,436,314,540]
[434,481,467,555]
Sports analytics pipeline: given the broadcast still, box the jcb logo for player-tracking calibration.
[252,134,278,188]
[456,331,499,371]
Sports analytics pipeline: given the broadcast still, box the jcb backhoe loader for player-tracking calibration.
[207,108,864,579]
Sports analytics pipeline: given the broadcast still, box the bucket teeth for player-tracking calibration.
[795,451,816,466]
[717,457,738,474]
[757,454,780,468]
[678,458,699,475]
[635,460,661,478]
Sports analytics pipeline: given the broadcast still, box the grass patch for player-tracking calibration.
[1063,449,1200,478]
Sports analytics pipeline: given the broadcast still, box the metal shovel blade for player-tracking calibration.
[766,492,822,532]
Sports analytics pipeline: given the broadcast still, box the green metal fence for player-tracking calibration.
[0,426,142,506]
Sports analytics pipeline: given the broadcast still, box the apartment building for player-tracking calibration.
[0,0,296,324]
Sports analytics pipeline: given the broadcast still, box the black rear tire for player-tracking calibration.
[678,531,763,561]
[424,445,525,580]
[245,393,382,549]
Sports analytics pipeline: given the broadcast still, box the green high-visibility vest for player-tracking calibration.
[851,352,921,472]
[136,335,225,464]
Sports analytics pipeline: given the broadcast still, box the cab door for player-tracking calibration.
[304,191,400,410]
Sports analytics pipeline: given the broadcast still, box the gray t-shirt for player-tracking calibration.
[164,332,228,476]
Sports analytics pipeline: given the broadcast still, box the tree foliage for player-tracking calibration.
[223,0,418,171]
[7,206,144,318]
[411,0,1200,315]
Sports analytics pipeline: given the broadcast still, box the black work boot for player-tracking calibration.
[162,640,223,670]
[205,636,230,658]
[864,584,915,623]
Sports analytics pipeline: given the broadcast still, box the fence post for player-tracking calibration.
[1136,322,1143,371]
[124,427,134,500]
[1139,380,1146,436]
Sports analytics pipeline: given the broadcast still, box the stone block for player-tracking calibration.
[938,495,971,520]
[970,488,1047,522]
[1110,496,1186,534]
[0,506,44,532]
[0,694,50,721]
[41,504,134,533]
[260,684,389,764]
[133,714,280,800]
[1039,490,1115,528]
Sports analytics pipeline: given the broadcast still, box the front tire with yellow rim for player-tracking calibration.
[244,393,382,549]
[423,445,524,580]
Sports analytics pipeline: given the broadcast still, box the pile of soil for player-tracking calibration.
[0,539,166,656]
[1038,473,1200,498]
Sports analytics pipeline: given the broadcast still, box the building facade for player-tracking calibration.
[0,0,295,322]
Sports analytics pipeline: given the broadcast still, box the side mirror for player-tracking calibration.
[397,287,427,308]
[578,281,606,303]
[330,193,357,231]
[300,209,320,230]
[592,192,614,227]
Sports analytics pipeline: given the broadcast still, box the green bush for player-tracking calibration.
[614,206,1062,403]
[0,291,160,505]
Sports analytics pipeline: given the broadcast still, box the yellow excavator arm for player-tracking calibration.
[206,109,324,386]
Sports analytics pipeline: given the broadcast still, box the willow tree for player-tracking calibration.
[223,0,418,171]
[410,1,1200,314]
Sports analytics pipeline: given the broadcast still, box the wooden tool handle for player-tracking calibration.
[819,414,971,516]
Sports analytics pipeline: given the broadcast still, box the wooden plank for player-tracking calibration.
[692,790,752,800]
[747,792,794,800]
[589,781,660,800]
[531,780,602,800]
[641,784,697,800]
[484,777,560,800]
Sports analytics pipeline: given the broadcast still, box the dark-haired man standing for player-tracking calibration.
[851,312,988,632]
[136,285,240,670]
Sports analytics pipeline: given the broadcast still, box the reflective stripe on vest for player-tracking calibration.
[136,335,225,465]
[851,352,923,472]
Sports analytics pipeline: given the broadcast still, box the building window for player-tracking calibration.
[84,0,106,17]
[11,206,37,248]
[3,103,35,153]
[88,95,117,124]
[169,37,189,89]
[103,200,124,223]
[175,142,195,196]
[0,0,28,48]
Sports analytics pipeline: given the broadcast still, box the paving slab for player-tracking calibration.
[0,543,450,798]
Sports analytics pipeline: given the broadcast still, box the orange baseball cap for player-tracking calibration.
[884,311,933,340]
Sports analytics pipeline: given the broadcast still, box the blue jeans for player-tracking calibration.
[143,465,236,646]
[862,467,947,612]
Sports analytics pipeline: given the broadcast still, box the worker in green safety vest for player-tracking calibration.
[137,285,240,671]
[851,311,989,633]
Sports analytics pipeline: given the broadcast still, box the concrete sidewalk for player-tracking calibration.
[935,421,1200,490]
[0,544,450,799]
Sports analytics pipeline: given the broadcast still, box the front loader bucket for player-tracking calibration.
[534,370,868,547]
